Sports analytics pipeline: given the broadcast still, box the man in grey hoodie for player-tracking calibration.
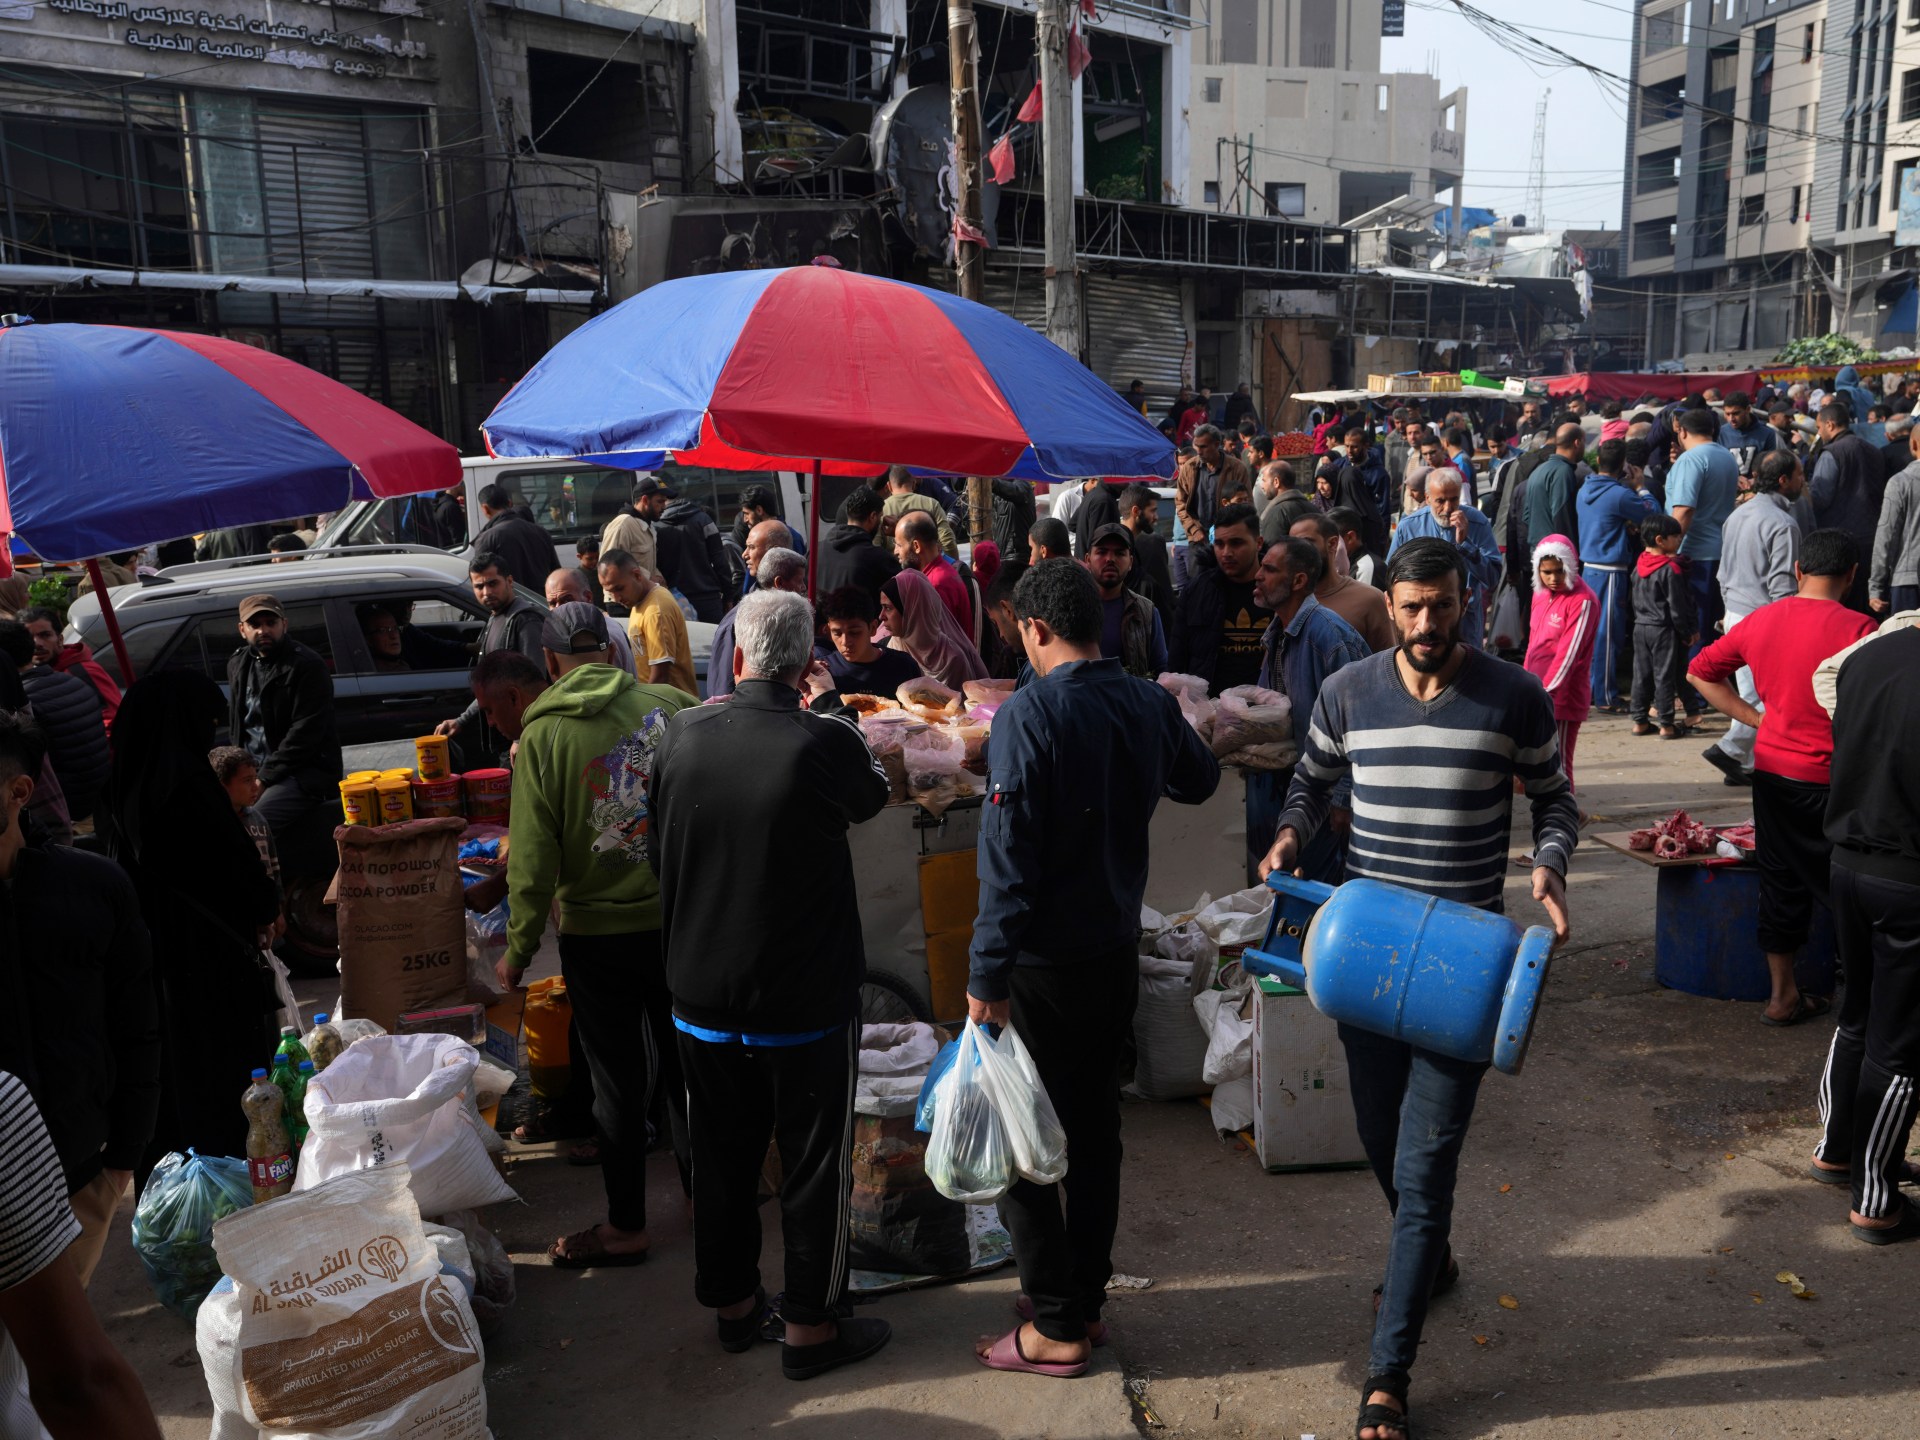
[1870,424,1920,615]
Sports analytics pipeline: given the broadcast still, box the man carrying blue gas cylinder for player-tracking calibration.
[1259,537,1579,1440]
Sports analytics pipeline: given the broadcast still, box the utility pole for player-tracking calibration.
[947,0,992,541]
[1037,0,1082,360]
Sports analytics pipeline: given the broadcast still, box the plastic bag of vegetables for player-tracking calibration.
[132,1149,252,1319]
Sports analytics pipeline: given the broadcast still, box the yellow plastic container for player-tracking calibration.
[374,775,414,824]
[523,977,574,1100]
[414,734,452,782]
[338,780,379,828]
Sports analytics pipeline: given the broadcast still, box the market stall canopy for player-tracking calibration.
[1291,387,1513,404]
[0,320,460,562]
[481,264,1175,483]
[1541,371,1766,404]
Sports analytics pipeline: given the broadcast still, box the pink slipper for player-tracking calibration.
[976,1327,1089,1378]
[1013,1294,1108,1347]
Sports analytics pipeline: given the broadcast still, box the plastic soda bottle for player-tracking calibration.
[305,1013,344,1072]
[271,1056,309,1150]
[274,1025,310,1071]
[242,1069,294,1203]
[295,1060,316,1145]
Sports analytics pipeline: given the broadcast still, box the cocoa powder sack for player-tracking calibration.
[335,818,468,1033]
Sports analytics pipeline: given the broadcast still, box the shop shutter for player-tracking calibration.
[1085,273,1187,399]
[254,104,377,303]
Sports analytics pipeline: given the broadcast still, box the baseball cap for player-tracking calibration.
[238,593,285,623]
[1087,523,1135,553]
[633,477,677,499]
[541,601,611,654]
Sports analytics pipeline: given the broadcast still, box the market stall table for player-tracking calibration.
[1591,831,1836,1001]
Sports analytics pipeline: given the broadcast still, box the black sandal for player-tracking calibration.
[1357,1375,1411,1439]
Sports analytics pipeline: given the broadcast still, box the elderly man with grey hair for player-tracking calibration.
[648,588,893,1381]
[706,546,810,699]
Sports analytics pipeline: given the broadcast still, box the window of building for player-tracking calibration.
[1645,5,1682,52]
[1633,217,1676,259]
[1266,80,1308,118]
[0,119,192,271]
[527,48,656,164]
[1376,83,1391,113]
[1340,83,1360,121]
[1442,101,1457,130]
[1903,69,1920,120]
[1635,146,1682,194]
[1203,76,1223,103]
[1739,194,1765,226]
[1203,180,1221,206]
[1642,76,1686,126]
[1748,26,1775,171]
[1264,182,1306,217]
[1803,23,1816,61]
[1909,0,1920,25]
[1791,183,1803,219]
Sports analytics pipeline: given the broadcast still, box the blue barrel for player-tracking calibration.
[1653,864,1838,1001]
[1241,874,1555,1075]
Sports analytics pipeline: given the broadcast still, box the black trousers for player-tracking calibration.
[997,951,1138,1344]
[1817,860,1920,1218]
[678,1024,857,1328]
[558,930,689,1233]
[1750,771,1834,955]
[1630,624,1686,723]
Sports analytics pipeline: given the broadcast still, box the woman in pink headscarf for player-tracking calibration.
[1524,534,1599,792]
[880,567,988,688]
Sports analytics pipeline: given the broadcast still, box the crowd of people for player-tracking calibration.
[0,361,1918,1438]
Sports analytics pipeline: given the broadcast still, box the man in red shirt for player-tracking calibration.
[893,511,973,638]
[1690,528,1877,1026]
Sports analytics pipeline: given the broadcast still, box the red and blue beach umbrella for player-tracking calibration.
[0,318,459,563]
[481,264,1174,483]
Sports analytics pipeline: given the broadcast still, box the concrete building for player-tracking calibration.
[1621,0,1920,361]
[1187,0,1466,227]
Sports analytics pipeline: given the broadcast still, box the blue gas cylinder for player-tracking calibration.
[1240,873,1556,1075]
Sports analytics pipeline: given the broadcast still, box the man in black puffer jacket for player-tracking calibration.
[814,486,900,607]
[226,593,341,843]
[0,621,108,821]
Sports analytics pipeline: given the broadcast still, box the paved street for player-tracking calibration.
[96,711,1907,1440]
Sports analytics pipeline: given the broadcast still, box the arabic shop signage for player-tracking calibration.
[30,0,428,81]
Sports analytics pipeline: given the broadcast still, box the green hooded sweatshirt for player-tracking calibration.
[504,663,696,968]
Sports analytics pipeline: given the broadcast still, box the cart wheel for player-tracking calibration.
[859,969,932,1027]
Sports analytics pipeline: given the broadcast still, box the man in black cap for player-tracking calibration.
[474,599,696,1271]
[227,593,340,845]
[1085,523,1166,678]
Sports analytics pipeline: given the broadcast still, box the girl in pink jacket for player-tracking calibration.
[1524,534,1599,792]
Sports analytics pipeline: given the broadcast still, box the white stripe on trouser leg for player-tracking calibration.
[1814,1028,1841,1161]
[822,1024,858,1312]
[1860,1075,1914,1216]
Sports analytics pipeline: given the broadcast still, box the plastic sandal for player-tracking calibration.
[975,1327,1089,1378]
[1013,1294,1107,1347]
[547,1225,649,1270]
[1357,1374,1411,1439]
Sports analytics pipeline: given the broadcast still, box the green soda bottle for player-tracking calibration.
[274,1025,310,1071]
[270,1055,309,1150]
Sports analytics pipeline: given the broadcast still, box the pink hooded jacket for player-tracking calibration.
[1524,534,1599,719]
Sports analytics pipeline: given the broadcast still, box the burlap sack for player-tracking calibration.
[335,819,468,1032]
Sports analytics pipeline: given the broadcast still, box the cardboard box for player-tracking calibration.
[1250,978,1368,1173]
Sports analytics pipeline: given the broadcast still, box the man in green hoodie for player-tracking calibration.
[471,601,698,1272]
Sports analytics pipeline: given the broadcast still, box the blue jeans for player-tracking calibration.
[1584,564,1631,706]
[1683,558,1720,710]
[1892,584,1920,613]
[1340,1023,1489,1389]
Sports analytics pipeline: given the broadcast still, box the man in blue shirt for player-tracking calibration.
[1717,390,1777,478]
[1575,439,1657,711]
[1665,408,1742,694]
[1248,535,1368,885]
[970,560,1219,1378]
[1388,471,1502,648]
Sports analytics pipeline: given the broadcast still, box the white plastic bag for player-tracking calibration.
[924,1020,1014,1204]
[1209,1075,1255,1133]
[197,1165,491,1440]
[1195,886,1278,949]
[297,1033,517,1216]
[1127,969,1211,1100]
[1194,987,1254,1085]
[973,1023,1069,1186]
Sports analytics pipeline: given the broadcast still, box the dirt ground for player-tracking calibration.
[95,711,1914,1439]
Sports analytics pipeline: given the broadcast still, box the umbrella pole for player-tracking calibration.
[85,558,136,683]
[807,459,822,599]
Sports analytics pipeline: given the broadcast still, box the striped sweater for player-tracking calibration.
[1278,648,1580,909]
